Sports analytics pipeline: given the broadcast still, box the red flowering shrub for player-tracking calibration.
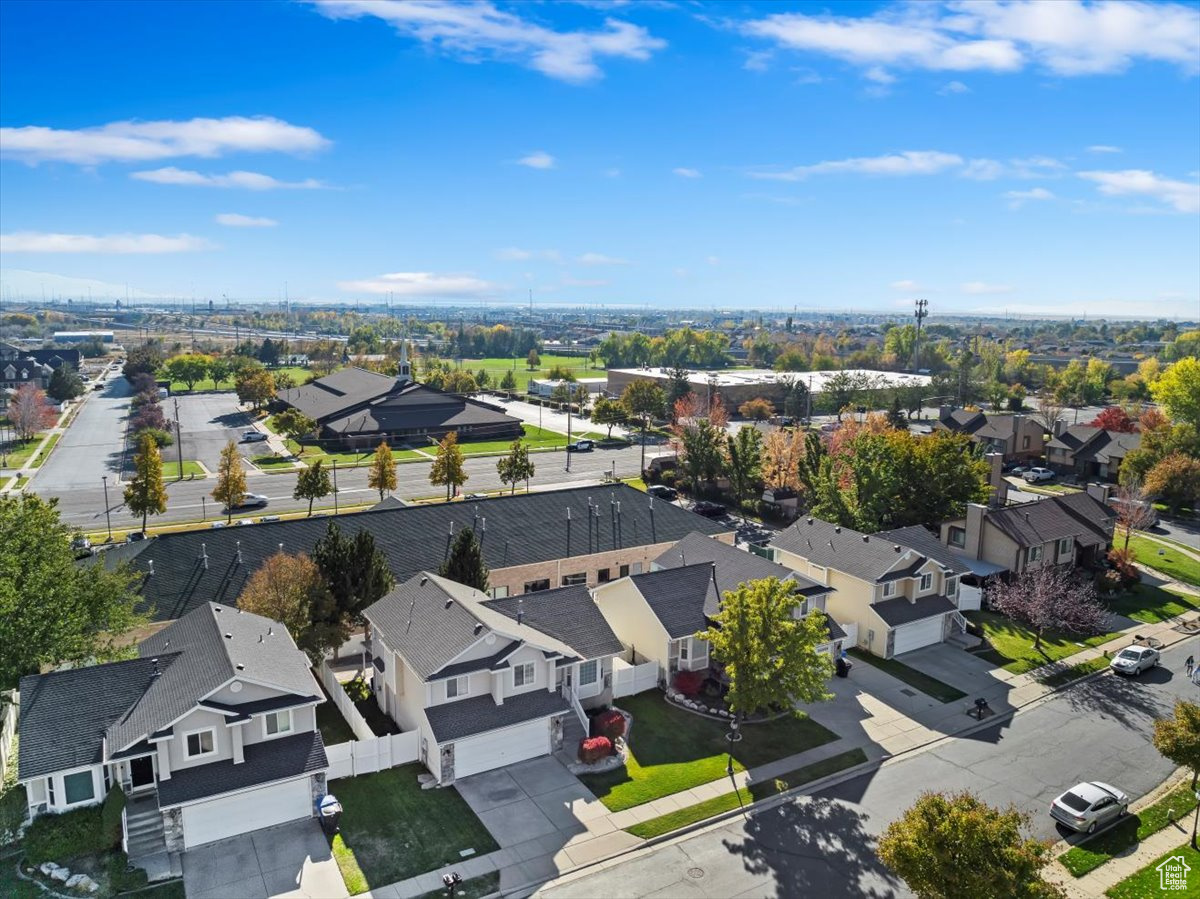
[593,709,626,741]
[579,736,613,764]
[1107,548,1139,586]
[672,670,705,696]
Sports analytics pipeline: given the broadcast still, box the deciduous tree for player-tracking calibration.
[212,439,247,523]
[1144,451,1200,514]
[208,357,232,389]
[878,791,1065,899]
[1153,700,1200,848]
[163,353,211,392]
[1151,357,1200,429]
[621,379,666,473]
[1031,390,1064,435]
[526,348,541,370]
[988,565,1110,654]
[439,527,490,593]
[367,441,397,501]
[430,430,468,500]
[761,429,800,492]
[9,383,56,440]
[738,397,773,422]
[496,440,534,494]
[47,366,84,402]
[1087,406,1138,433]
[293,459,332,516]
[235,368,276,410]
[236,551,329,661]
[124,432,167,534]
[443,370,478,394]
[591,397,626,438]
[273,409,317,452]
[695,578,833,719]
[724,426,762,515]
[1113,482,1157,550]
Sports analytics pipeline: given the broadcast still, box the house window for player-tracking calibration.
[523,579,550,593]
[946,577,958,597]
[597,568,612,583]
[949,526,966,548]
[1029,546,1044,563]
[919,573,933,592]
[1058,537,1073,557]
[185,729,216,759]
[1023,435,1031,449]
[62,771,94,806]
[491,585,509,599]
[446,675,469,699]
[47,778,55,806]
[882,581,896,598]
[619,564,630,578]
[578,660,598,685]
[264,710,292,737]
[513,662,536,687]
[561,572,587,587]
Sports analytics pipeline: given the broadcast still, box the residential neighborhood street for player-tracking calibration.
[536,638,1199,898]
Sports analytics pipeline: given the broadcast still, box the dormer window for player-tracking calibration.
[919,573,933,592]
[513,662,536,688]
[882,581,896,598]
[446,675,469,699]
[264,710,292,737]
[185,728,217,759]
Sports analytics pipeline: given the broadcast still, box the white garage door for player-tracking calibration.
[453,720,550,779]
[181,778,312,849]
[892,615,945,657]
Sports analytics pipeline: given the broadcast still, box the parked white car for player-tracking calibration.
[1109,645,1160,676]
[1023,467,1055,483]
[1050,782,1129,834]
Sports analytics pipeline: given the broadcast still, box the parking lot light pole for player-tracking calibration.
[101,475,112,541]
[332,459,338,514]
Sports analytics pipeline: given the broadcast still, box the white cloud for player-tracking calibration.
[313,0,665,83]
[130,167,325,190]
[938,79,970,94]
[962,155,1065,180]
[0,232,213,254]
[215,213,278,227]
[1004,186,1055,208]
[743,49,773,71]
[673,167,702,178]
[337,271,497,297]
[517,151,555,169]
[0,115,329,165]
[863,65,896,83]
[0,268,158,299]
[577,252,629,265]
[962,280,1014,294]
[1087,145,1122,154]
[890,279,920,291]
[741,1,1200,77]
[753,150,962,181]
[1079,169,1200,213]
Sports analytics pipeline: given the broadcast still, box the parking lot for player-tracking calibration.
[168,392,256,471]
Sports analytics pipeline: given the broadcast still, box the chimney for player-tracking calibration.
[965,503,987,559]
[985,452,1007,507]
[1087,483,1113,504]
[939,404,953,422]
[1053,417,1067,438]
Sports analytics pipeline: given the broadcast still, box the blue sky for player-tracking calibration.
[1,0,1198,317]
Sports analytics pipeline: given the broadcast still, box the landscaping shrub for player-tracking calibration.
[23,805,112,865]
[342,676,370,702]
[579,736,613,764]
[106,851,148,893]
[672,670,705,696]
[1097,569,1124,595]
[1107,548,1139,586]
[593,709,626,741]
[100,786,126,848]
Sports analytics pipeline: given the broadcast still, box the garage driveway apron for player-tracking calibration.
[182,819,349,899]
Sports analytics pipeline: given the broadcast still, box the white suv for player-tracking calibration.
[1023,467,1055,483]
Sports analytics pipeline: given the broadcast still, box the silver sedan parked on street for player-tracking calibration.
[1050,782,1129,834]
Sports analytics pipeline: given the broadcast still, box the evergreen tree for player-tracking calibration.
[439,527,490,593]
[886,394,908,430]
[312,521,395,631]
[430,430,468,500]
[212,439,247,523]
[123,431,168,534]
[367,441,397,501]
[500,370,517,391]
[293,459,332,516]
[47,366,84,402]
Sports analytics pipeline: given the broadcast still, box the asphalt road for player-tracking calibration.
[539,638,1200,899]
[32,370,130,491]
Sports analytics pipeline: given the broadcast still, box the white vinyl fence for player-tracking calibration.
[319,661,376,742]
[957,584,983,612]
[0,692,17,779]
[319,662,420,781]
[612,657,659,698]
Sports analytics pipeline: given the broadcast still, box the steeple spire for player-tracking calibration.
[397,337,411,386]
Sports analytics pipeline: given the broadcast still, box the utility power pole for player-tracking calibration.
[911,298,928,372]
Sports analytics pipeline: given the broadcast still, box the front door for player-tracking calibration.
[129,756,155,792]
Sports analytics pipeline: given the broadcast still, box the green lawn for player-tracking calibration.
[1106,583,1199,624]
[579,693,838,812]
[1128,535,1200,588]
[1059,784,1199,877]
[626,748,869,839]
[1106,842,1200,898]
[0,437,43,470]
[316,690,357,745]
[1037,656,1109,688]
[329,766,498,894]
[164,364,317,394]
[161,460,204,479]
[454,354,603,392]
[457,424,569,456]
[252,453,298,470]
[847,649,967,702]
[26,433,59,468]
[966,610,1120,674]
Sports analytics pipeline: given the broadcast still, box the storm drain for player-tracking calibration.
[687,868,705,879]
[899,688,918,697]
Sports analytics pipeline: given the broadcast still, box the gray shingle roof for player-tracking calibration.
[1047,426,1140,463]
[936,409,986,434]
[484,585,624,660]
[424,690,570,742]
[985,493,1114,548]
[157,730,327,808]
[365,575,489,680]
[876,526,972,576]
[626,564,719,639]
[770,517,929,584]
[871,595,957,627]
[275,367,396,422]
[117,484,730,622]
[654,532,833,598]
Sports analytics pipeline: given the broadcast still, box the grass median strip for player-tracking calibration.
[847,649,967,702]
[161,460,205,479]
[1058,783,1199,877]
[626,748,869,840]
[1106,842,1200,898]
[1128,535,1200,588]
[27,433,60,468]
[1037,656,1109,689]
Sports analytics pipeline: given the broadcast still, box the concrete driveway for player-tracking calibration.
[182,819,348,899]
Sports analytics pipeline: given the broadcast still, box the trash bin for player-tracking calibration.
[318,794,342,836]
[835,656,850,678]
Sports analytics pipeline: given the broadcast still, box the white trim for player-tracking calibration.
[919,573,933,592]
[183,727,218,760]
[882,581,896,598]
[159,772,323,811]
[512,662,536,688]
[446,675,470,699]
[262,709,293,740]
[60,768,99,808]
[578,659,598,686]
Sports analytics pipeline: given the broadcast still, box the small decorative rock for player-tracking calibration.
[66,873,86,889]
[49,866,70,882]
[40,862,60,877]
[84,879,100,894]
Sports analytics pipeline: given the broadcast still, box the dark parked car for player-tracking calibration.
[647,485,677,501]
[692,501,727,519]
[566,439,595,452]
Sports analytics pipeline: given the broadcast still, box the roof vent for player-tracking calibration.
[473,623,484,636]
[224,632,232,639]
[200,543,209,570]
[834,526,841,534]
[894,545,902,552]
[150,657,161,678]
[148,559,155,575]
[517,598,525,626]
[806,517,814,525]
[861,535,869,543]
[235,540,242,564]
[235,664,244,671]
[420,575,428,586]
[267,627,273,636]
[258,635,264,643]
[444,598,453,610]
[278,542,284,553]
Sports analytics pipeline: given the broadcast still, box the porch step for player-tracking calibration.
[947,631,983,650]
[125,796,166,859]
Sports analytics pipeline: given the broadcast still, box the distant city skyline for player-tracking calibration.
[1,0,1198,317]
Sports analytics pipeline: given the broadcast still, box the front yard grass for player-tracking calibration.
[1106,583,1199,624]
[329,765,498,895]
[1059,783,1199,877]
[1127,535,1200,588]
[579,693,837,813]
[458,425,570,456]
[966,610,1120,674]
[626,748,869,840]
[27,433,59,468]
[847,649,967,702]
[316,689,357,745]
[1,437,43,470]
[1037,656,1109,689]
[1105,842,1200,898]
[161,460,204,479]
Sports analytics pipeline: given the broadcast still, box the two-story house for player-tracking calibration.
[934,407,1046,462]
[1046,424,1141,482]
[768,518,965,659]
[363,573,624,783]
[938,490,1116,577]
[18,604,328,855]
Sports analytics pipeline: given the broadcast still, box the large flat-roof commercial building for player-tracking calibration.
[605,367,931,408]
